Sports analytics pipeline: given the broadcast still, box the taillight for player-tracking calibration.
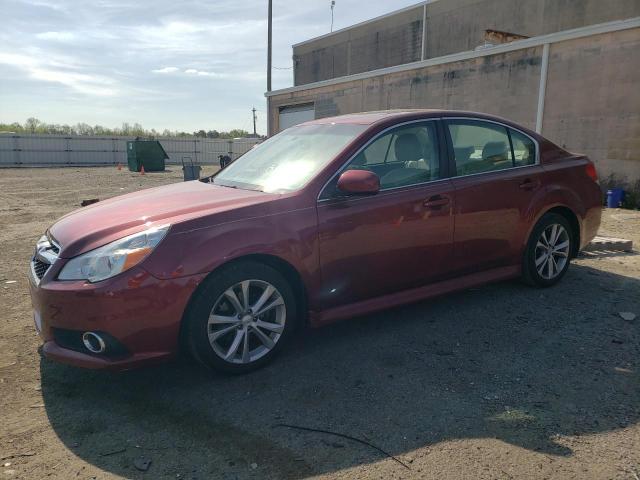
[585,162,598,183]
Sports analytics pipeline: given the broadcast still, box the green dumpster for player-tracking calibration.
[126,140,168,172]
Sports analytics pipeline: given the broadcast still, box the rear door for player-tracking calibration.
[316,120,455,310]
[444,119,542,275]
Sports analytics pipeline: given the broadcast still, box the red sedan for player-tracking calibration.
[29,110,602,373]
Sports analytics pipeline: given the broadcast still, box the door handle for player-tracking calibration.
[423,195,450,208]
[519,178,540,190]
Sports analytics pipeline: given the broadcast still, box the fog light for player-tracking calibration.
[82,332,106,353]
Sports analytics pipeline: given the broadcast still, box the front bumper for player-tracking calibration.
[29,264,206,371]
[41,341,172,370]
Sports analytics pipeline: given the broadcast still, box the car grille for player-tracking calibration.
[31,236,60,285]
[32,258,50,280]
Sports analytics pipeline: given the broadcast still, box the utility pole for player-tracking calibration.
[252,107,257,136]
[267,0,272,92]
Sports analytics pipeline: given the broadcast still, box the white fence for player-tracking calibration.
[0,134,262,167]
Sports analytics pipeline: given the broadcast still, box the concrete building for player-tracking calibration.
[266,0,640,186]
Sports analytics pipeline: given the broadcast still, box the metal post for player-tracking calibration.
[421,2,427,61]
[535,43,550,134]
[194,137,198,164]
[267,0,272,92]
[65,137,71,165]
[331,1,335,32]
[13,135,20,165]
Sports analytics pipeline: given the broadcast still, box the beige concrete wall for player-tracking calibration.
[293,0,640,86]
[271,46,542,134]
[270,27,640,186]
[542,28,640,185]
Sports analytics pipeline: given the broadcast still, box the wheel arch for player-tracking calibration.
[526,204,581,258]
[235,254,309,324]
[178,253,309,353]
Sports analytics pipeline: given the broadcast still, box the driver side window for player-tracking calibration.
[346,122,440,190]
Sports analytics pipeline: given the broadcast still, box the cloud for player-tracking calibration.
[0,52,119,97]
[152,66,179,74]
[184,68,225,77]
[126,16,266,57]
[30,68,118,96]
[152,67,227,78]
[35,31,76,42]
[1,0,422,132]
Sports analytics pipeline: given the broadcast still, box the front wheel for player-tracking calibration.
[522,213,573,287]
[185,261,297,374]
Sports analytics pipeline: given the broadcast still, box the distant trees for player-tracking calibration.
[0,118,260,138]
[227,129,253,139]
[75,122,94,135]
[193,128,252,138]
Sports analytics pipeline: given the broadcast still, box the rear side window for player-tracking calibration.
[447,120,513,176]
[510,129,536,166]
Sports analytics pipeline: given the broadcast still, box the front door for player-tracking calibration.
[316,120,455,310]
[444,118,543,275]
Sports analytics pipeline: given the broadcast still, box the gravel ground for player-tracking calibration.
[0,167,638,480]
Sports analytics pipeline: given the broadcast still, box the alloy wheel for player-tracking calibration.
[207,279,286,364]
[534,223,570,280]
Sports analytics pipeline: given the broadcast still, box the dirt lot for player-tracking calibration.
[1,167,639,480]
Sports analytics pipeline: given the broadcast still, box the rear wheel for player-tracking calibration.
[522,213,573,287]
[185,261,297,374]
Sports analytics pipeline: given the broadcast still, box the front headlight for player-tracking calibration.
[58,225,170,283]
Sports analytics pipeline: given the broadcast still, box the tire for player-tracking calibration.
[522,213,574,287]
[185,261,298,374]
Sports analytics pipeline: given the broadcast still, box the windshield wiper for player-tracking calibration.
[211,181,265,192]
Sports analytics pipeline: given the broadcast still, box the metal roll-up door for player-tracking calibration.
[278,103,315,131]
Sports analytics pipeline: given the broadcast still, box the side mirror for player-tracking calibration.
[337,169,380,195]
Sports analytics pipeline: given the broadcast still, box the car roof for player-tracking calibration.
[304,109,523,126]
[304,110,441,125]
[301,109,542,140]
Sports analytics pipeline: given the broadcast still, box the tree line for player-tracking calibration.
[0,118,261,139]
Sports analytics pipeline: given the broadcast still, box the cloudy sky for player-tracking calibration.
[0,0,421,134]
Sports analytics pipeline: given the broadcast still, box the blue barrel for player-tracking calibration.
[606,188,624,208]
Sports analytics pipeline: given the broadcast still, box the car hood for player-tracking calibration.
[49,181,276,258]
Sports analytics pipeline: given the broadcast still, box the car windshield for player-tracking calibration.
[212,123,367,193]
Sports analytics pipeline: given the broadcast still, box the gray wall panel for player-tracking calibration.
[0,135,261,167]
